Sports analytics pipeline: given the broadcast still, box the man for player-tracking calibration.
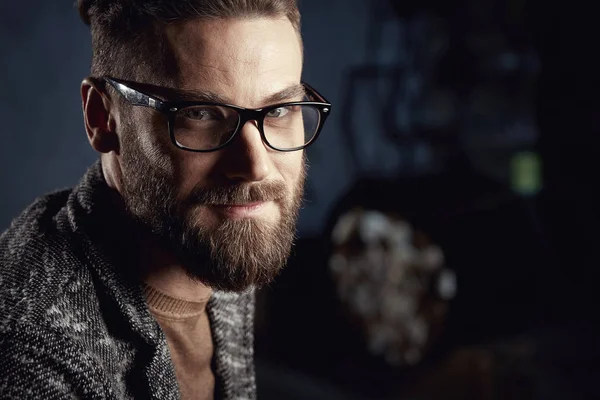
[0,0,331,399]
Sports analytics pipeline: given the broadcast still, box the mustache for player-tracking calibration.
[186,180,287,206]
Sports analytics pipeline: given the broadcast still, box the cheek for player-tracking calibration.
[275,152,305,190]
[173,152,222,195]
[128,111,208,197]
[127,110,172,161]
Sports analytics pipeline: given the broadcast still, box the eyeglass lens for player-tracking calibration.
[173,104,321,151]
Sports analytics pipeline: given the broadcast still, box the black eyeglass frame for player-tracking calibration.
[103,77,332,152]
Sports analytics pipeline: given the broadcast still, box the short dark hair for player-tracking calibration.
[77,0,301,84]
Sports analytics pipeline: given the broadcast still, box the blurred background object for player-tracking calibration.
[329,208,454,367]
[1,0,599,399]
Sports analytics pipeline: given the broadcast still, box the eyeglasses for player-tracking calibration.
[103,77,332,152]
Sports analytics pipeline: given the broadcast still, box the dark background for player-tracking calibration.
[1,0,599,399]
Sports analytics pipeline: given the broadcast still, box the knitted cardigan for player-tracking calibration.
[0,161,256,399]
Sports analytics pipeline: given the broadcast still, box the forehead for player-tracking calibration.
[163,17,303,108]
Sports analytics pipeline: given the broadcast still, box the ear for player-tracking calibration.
[81,77,119,154]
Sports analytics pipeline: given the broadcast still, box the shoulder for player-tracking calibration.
[0,192,121,398]
[0,189,89,329]
[0,320,110,399]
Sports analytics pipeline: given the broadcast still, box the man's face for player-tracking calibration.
[116,17,305,292]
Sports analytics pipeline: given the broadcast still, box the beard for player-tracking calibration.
[118,127,305,292]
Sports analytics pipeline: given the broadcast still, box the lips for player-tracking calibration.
[215,201,264,209]
[209,201,269,218]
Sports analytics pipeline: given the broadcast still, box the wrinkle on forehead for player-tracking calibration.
[163,16,302,108]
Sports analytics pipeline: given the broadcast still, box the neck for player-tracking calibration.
[138,234,213,303]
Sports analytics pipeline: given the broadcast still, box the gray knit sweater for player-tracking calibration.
[0,162,256,399]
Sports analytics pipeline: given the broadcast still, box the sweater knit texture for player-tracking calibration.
[0,161,256,399]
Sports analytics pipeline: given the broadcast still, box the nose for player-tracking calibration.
[222,120,271,182]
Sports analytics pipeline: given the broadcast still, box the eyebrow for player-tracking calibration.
[263,84,307,105]
[170,84,307,107]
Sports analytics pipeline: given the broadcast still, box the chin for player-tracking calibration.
[174,213,292,292]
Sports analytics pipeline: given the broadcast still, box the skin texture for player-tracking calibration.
[80,17,306,298]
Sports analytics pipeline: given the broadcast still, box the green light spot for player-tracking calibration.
[510,151,542,196]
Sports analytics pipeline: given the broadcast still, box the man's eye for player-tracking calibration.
[181,107,220,120]
[266,107,290,118]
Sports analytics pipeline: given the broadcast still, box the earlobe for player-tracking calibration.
[81,78,119,154]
